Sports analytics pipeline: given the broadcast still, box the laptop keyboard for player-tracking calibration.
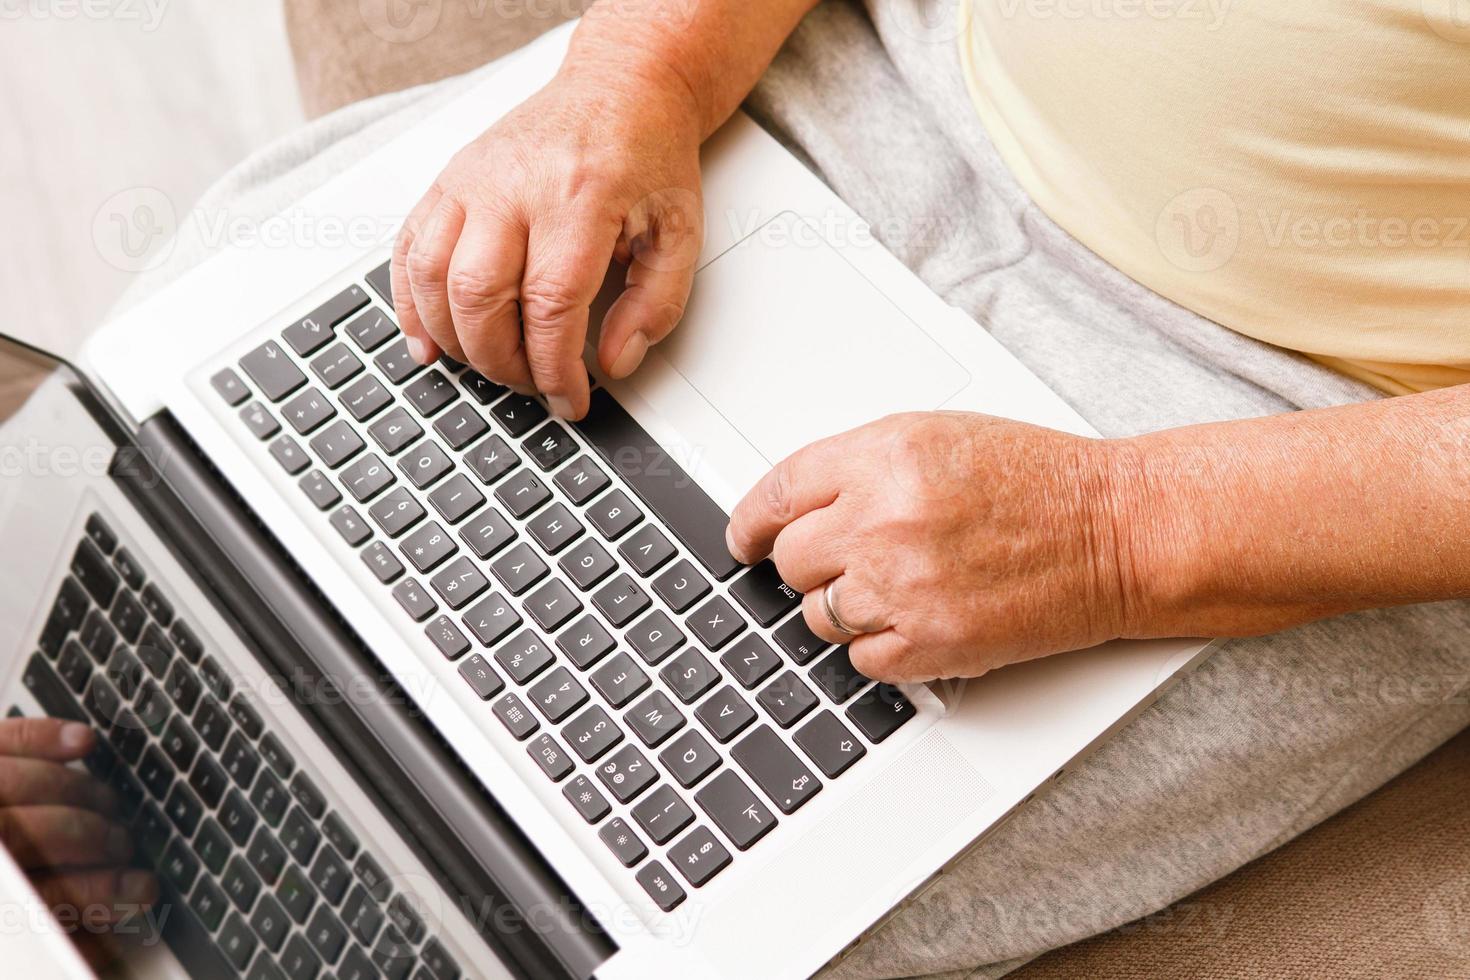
[20,514,462,980]
[210,261,917,909]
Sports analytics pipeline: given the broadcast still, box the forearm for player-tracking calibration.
[562,0,819,139]
[1118,384,1470,638]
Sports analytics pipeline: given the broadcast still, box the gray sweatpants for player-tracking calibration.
[120,2,1470,976]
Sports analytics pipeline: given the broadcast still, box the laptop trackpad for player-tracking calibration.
[655,212,972,467]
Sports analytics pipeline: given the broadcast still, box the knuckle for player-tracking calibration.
[446,266,512,313]
[520,274,582,328]
[406,242,447,286]
[762,461,797,523]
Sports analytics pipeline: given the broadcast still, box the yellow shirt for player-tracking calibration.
[959,0,1470,394]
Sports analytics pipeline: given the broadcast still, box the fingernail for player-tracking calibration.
[118,870,157,906]
[405,334,432,365]
[60,722,93,753]
[725,525,743,562]
[547,395,575,419]
[106,825,133,860]
[609,332,649,379]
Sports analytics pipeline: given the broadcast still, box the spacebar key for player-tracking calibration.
[574,388,741,580]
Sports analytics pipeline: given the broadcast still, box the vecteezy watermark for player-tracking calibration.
[1422,0,1470,43]
[994,0,1232,30]
[358,0,689,45]
[0,898,170,944]
[92,187,177,274]
[1257,209,1470,251]
[1155,187,1241,273]
[0,0,168,30]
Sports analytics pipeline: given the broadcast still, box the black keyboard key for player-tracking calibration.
[732,724,821,814]
[138,744,175,800]
[490,692,538,740]
[586,488,643,540]
[460,369,505,404]
[493,629,554,683]
[431,402,490,452]
[525,578,581,632]
[195,697,231,752]
[339,944,378,980]
[794,709,866,778]
[57,640,93,692]
[772,613,829,665]
[310,343,365,390]
[251,769,291,827]
[427,474,486,526]
[260,732,296,779]
[459,507,516,559]
[199,654,233,701]
[108,712,147,765]
[464,433,517,485]
[248,826,289,885]
[524,421,578,471]
[386,893,426,945]
[161,715,200,771]
[527,666,587,723]
[242,399,282,439]
[220,911,261,970]
[457,654,505,700]
[425,614,471,660]
[131,800,171,863]
[269,434,311,475]
[589,652,648,708]
[340,374,393,422]
[373,337,424,385]
[140,585,173,626]
[323,814,359,861]
[164,660,202,714]
[494,468,551,519]
[279,864,319,924]
[756,670,818,728]
[555,613,616,669]
[251,892,293,953]
[226,691,262,739]
[79,610,115,663]
[401,520,457,573]
[668,826,731,888]
[110,766,145,817]
[575,388,742,579]
[283,387,337,435]
[591,573,650,627]
[106,647,143,699]
[553,454,609,505]
[113,547,145,590]
[558,537,616,590]
[562,774,611,824]
[369,487,425,537]
[84,675,122,729]
[398,440,454,489]
[310,846,352,906]
[353,852,390,898]
[404,370,457,417]
[651,559,710,613]
[368,407,423,456]
[596,744,658,803]
[134,679,170,735]
[729,560,801,627]
[720,635,780,690]
[659,729,721,788]
[192,873,230,932]
[626,690,685,747]
[223,731,262,788]
[189,750,228,808]
[282,933,323,980]
[490,393,547,437]
[597,816,647,867]
[693,769,777,850]
[618,524,676,577]
[392,578,438,622]
[430,556,489,609]
[490,541,548,595]
[661,648,720,704]
[810,646,868,704]
[688,595,746,651]
[165,782,205,836]
[632,783,695,845]
[300,469,343,510]
[527,502,583,554]
[462,592,522,647]
[72,538,119,607]
[212,367,251,405]
[309,420,366,468]
[562,704,623,763]
[845,683,916,744]
[694,685,756,743]
[329,505,373,547]
[224,854,264,912]
[282,805,323,866]
[291,773,328,819]
[528,733,575,782]
[373,926,415,980]
[307,904,350,963]
[285,285,369,356]
[340,452,396,503]
[241,341,307,402]
[627,609,685,665]
[344,305,396,350]
[636,860,686,912]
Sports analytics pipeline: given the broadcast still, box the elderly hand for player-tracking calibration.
[390,48,705,420]
[0,717,156,944]
[725,412,1137,683]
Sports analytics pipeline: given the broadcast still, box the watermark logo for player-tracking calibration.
[360,0,444,44]
[892,0,971,45]
[92,186,176,274]
[1423,0,1470,43]
[993,0,1232,30]
[1156,186,1240,273]
[0,0,169,31]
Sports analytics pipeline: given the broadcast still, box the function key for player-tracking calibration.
[259,732,296,779]
[290,772,327,819]
[361,542,405,583]
[240,401,280,440]
[635,860,686,912]
[309,343,364,390]
[771,613,829,665]
[322,812,358,862]
[240,341,307,402]
[731,724,821,815]
[598,816,648,868]
[228,694,264,740]
[391,579,438,622]
[527,733,574,782]
[169,618,204,663]
[404,370,457,417]
[374,338,424,385]
[283,285,369,356]
[562,774,611,823]
[365,262,393,308]
[210,367,250,406]
[299,469,343,511]
[490,393,547,438]
[668,826,731,888]
[687,595,746,651]
[491,692,539,740]
[793,710,866,778]
[844,684,916,744]
[524,421,578,471]
[651,559,710,613]
[728,560,801,627]
[552,455,610,505]
[457,654,505,701]
[269,434,310,475]
[329,505,372,547]
[461,370,506,405]
[85,514,118,555]
[343,306,397,351]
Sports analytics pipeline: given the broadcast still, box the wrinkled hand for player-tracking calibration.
[0,717,156,950]
[391,58,705,419]
[725,413,1136,683]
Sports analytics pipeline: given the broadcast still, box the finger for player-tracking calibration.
[0,806,132,869]
[520,207,622,418]
[0,757,116,813]
[0,718,95,761]
[848,629,937,684]
[31,868,157,922]
[727,441,845,565]
[446,214,534,389]
[769,507,850,594]
[801,577,889,645]
[391,188,445,366]
[598,193,703,379]
[406,200,470,363]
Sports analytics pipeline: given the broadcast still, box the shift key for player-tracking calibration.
[730,725,820,815]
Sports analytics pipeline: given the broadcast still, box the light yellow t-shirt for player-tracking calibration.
[959,0,1470,394]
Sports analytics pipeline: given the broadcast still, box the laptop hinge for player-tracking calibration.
[122,410,614,980]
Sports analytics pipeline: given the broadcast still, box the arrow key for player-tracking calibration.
[793,710,866,779]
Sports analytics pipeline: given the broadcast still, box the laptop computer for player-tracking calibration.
[0,20,1215,980]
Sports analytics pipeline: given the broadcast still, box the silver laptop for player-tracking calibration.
[0,21,1214,979]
